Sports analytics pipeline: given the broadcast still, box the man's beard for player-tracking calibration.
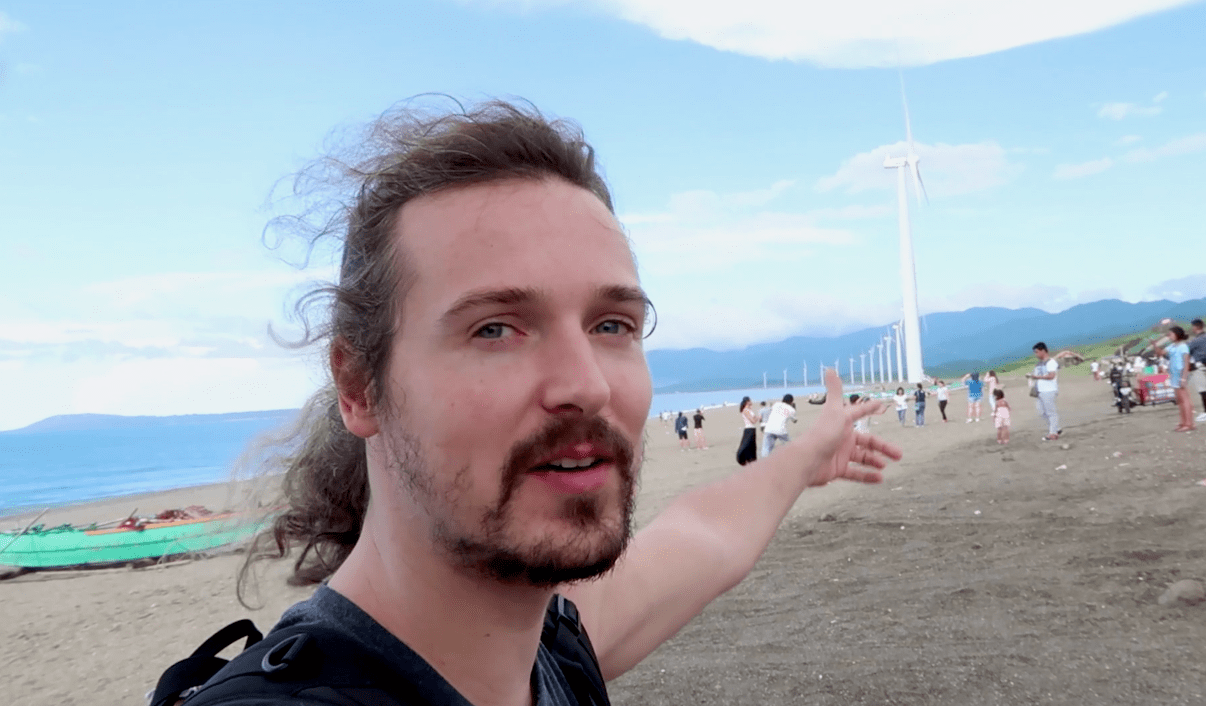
[387,415,639,588]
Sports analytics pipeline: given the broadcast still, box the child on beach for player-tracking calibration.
[993,389,1010,444]
[893,387,907,426]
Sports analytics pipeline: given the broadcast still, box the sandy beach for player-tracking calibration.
[2,373,1204,705]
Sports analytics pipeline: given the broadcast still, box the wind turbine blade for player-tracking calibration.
[910,162,929,205]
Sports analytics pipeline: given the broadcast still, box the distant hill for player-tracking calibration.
[648,297,1206,390]
[6,409,301,435]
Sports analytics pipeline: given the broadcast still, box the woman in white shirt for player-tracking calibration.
[985,371,1001,414]
[936,380,950,422]
[893,387,908,426]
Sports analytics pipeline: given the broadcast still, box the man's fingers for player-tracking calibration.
[856,432,903,461]
[850,399,888,420]
[823,368,843,404]
[840,467,883,484]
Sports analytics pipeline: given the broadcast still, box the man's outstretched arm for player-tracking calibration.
[562,370,902,680]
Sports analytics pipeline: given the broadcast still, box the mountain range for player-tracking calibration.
[648,297,1206,392]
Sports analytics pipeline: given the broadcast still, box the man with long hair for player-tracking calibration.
[177,100,901,706]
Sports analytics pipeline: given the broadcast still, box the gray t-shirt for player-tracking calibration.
[1189,332,1206,365]
[274,585,582,706]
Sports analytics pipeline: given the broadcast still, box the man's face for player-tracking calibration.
[1194,324,1204,336]
[373,178,652,587]
[1034,348,1048,361]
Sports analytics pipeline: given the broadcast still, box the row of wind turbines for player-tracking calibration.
[760,318,912,391]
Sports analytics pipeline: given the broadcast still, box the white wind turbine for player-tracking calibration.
[883,76,927,384]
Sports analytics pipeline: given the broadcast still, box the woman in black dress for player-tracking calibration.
[736,396,758,465]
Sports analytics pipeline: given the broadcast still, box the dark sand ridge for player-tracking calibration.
[2,374,1203,705]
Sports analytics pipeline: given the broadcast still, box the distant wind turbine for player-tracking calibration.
[883,74,927,384]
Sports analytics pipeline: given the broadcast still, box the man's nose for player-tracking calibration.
[538,327,611,417]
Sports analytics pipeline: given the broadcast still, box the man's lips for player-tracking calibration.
[529,441,614,472]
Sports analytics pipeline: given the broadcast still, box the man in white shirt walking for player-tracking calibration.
[1026,341,1061,441]
[762,394,798,456]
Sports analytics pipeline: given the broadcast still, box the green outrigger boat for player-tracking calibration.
[0,512,270,570]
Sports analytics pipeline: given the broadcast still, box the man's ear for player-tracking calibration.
[331,340,380,439]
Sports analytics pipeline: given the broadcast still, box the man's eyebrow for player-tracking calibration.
[440,287,544,324]
[597,285,649,307]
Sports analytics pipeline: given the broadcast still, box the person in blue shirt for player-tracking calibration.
[961,372,983,423]
[1160,325,1194,432]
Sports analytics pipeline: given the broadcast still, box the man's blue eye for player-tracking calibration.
[596,321,630,335]
[475,323,508,339]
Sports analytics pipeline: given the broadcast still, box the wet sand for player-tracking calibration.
[2,374,1203,705]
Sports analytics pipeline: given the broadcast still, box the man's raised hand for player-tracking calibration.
[803,369,903,487]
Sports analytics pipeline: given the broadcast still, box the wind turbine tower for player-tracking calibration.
[883,335,893,383]
[883,76,927,384]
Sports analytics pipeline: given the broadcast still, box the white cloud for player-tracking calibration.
[480,0,1194,67]
[1097,102,1163,120]
[1145,274,1206,302]
[1122,132,1206,162]
[0,11,25,38]
[623,181,881,276]
[1153,91,1169,103]
[1114,135,1142,146]
[1052,157,1114,180]
[816,140,1019,197]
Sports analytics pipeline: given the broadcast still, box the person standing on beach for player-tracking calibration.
[936,380,950,422]
[961,372,983,423]
[1159,326,1194,432]
[893,387,907,426]
[992,389,1011,444]
[761,394,797,456]
[675,411,689,450]
[758,400,772,430]
[736,397,758,465]
[913,383,927,427]
[1026,342,1061,440]
[984,371,1001,415]
[1090,360,1101,381]
[692,408,707,449]
[1189,318,1206,423]
[165,101,902,706]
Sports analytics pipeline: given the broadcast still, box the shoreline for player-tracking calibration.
[0,477,276,530]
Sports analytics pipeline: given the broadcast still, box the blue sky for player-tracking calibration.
[1,1,1204,430]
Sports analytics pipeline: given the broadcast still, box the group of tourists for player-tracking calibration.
[674,409,709,450]
[734,394,798,465]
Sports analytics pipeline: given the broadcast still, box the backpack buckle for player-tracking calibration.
[261,634,310,674]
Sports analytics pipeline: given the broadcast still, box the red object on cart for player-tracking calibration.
[1137,374,1175,405]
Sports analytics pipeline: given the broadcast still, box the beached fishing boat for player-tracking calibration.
[0,511,269,569]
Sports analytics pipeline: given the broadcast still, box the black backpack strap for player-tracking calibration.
[178,624,427,706]
[150,620,263,706]
[542,595,611,706]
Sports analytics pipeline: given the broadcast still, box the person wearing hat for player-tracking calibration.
[761,393,798,456]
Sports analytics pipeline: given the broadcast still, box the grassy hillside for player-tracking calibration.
[991,322,1189,378]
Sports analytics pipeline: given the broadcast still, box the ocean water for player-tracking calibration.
[0,416,293,516]
[650,384,829,415]
[0,386,843,515]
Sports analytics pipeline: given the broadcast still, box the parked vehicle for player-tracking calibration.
[1108,363,1136,413]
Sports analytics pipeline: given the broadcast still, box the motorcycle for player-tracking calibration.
[1108,363,1136,413]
